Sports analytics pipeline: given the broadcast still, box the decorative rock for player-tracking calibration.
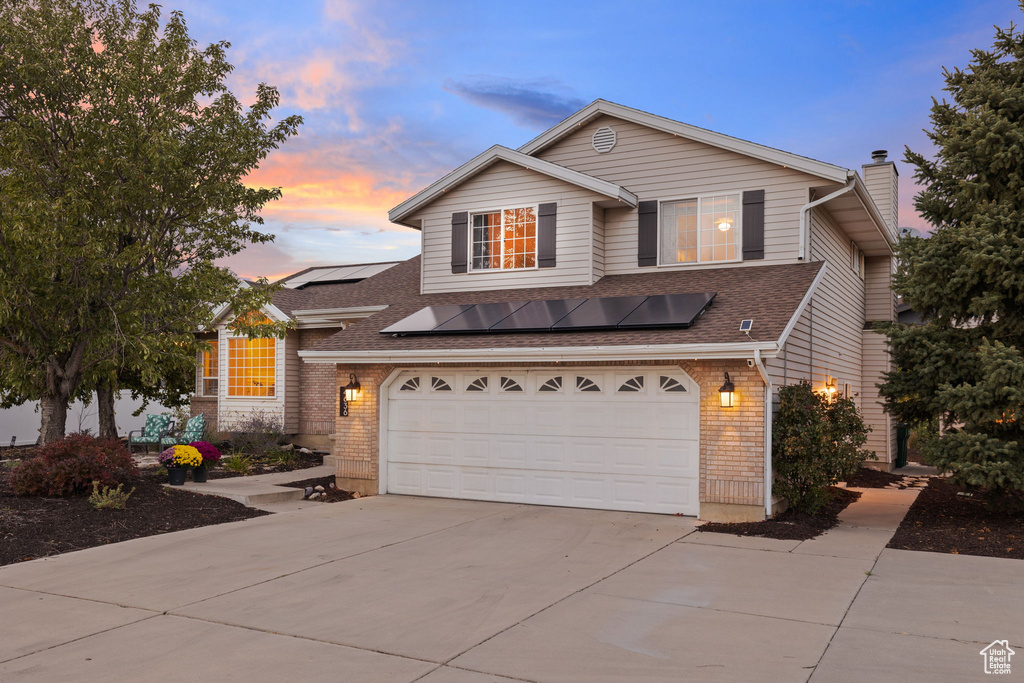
[314,485,325,492]
[328,482,336,489]
[298,447,312,454]
[280,443,295,451]
[351,491,360,499]
[304,487,314,499]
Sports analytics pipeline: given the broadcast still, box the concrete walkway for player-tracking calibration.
[0,489,1018,681]
[168,464,336,507]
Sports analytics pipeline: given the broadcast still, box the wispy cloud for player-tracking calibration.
[444,76,586,129]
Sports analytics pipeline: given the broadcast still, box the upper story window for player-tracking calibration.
[227,337,276,398]
[660,194,740,264]
[471,206,536,270]
[200,342,219,397]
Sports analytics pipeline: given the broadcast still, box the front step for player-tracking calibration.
[162,464,336,507]
[168,481,305,506]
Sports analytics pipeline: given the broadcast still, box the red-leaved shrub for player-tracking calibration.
[10,433,137,496]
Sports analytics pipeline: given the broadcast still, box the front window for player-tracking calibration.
[227,338,276,397]
[660,194,740,264]
[200,342,219,396]
[471,206,537,270]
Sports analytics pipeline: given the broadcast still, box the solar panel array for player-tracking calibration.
[284,262,400,289]
[380,292,716,336]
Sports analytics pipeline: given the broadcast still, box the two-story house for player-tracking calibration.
[194,100,898,522]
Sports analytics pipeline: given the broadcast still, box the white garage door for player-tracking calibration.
[385,367,700,515]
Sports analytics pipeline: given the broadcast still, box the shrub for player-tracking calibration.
[10,433,137,496]
[89,481,135,510]
[267,449,296,467]
[773,381,872,514]
[189,441,222,465]
[229,410,284,457]
[221,453,253,475]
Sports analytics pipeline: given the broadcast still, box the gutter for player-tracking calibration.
[299,340,780,365]
[798,179,855,260]
[752,349,773,519]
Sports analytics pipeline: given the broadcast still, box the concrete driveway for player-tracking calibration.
[0,494,1019,682]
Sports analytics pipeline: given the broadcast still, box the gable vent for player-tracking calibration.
[592,126,617,154]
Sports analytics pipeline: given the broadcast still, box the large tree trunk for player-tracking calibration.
[38,344,87,445]
[38,394,69,445]
[97,382,117,439]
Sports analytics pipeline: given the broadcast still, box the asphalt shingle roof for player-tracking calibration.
[303,256,824,353]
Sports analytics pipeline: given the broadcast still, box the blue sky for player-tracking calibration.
[169,0,1022,279]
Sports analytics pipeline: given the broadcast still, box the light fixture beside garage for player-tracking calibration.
[719,373,736,408]
[339,373,361,417]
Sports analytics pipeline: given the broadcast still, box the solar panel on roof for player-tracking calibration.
[380,304,472,335]
[550,295,648,331]
[618,292,716,329]
[433,301,529,333]
[490,298,587,332]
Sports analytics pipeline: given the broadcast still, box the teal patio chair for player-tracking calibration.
[128,414,175,454]
[160,413,206,449]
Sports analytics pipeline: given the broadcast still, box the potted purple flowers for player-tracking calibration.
[188,441,221,483]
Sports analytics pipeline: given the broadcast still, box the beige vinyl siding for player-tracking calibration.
[864,255,896,322]
[536,115,824,273]
[862,164,898,242]
[861,328,894,463]
[284,330,300,433]
[592,204,605,282]
[411,161,606,294]
[768,207,865,414]
[216,325,286,432]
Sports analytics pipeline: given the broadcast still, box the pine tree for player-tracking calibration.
[880,9,1024,506]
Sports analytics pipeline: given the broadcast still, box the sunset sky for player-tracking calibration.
[170,0,1021,280]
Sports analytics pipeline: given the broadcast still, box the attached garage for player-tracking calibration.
[383,367,700,515]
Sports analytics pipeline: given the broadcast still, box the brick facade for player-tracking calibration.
[298,329,338,435]
[190,396,218,433]
[329,359,768,519]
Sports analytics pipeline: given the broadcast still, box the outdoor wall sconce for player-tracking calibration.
[719,372,735,408]
[824,375,838,402]
[339,373,361,417]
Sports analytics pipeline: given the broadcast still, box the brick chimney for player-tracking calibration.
[861,150,898,242]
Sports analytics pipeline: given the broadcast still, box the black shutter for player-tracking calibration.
[637,200,658,267]
[742,190,765,260]
[451,211,468,273]
[537,202,557,268]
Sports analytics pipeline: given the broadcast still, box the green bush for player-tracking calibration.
[11,433,137,496]
[773,382,872,514]
[221,453,253,475]
[88,481,135,510]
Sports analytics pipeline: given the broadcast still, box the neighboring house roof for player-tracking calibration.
[897,302,922,325]
[300,256,826,361]
[518,99,851,184]
[388,145,639,228]
[277,261,402,289]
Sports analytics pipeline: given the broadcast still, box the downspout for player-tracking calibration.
[798,177,855,260]
[753,349,773,519]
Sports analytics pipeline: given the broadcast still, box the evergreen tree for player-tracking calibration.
[881,9,1024,505]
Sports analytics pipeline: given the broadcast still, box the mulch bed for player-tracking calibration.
[697,487,861,541]
[0,469,269,567]
[204,450,324,479]
[888,479,1024,559]
[846,467,905,488]
[280,475,356,503]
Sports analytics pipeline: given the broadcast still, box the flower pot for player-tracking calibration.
[192,464,208,483]
[167,466,187,486]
